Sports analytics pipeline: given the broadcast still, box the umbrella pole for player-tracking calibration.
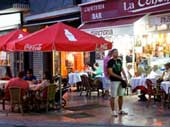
[59,52,62,111]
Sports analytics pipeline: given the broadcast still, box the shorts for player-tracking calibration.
[110,81,125,97]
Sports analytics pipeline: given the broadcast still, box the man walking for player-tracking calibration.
[107,49,128,117]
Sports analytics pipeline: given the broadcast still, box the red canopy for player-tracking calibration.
[0,29,29,51]
[6,23,112,52]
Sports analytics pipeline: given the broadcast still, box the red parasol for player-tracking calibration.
[0,29,29,51]
[6,22,112,52]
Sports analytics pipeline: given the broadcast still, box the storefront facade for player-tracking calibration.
[80,0,170,75]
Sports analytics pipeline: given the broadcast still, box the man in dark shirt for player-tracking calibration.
[23,69,37,83]
[107,49,128,117]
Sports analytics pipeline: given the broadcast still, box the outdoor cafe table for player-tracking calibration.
[131,77,157,90]
[68,72,88,86]
[160,81,170,94]
[0,80,9,89]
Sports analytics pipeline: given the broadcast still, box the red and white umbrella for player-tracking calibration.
[6,22,112,52]
[0,29,29,51]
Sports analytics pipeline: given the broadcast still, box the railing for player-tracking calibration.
[13,0,29,4]
[12,0,30,9]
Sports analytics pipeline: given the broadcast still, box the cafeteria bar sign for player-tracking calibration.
[123,0,170,13]
[80,0,170,22]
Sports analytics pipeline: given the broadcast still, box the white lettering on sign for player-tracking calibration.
[91,12,102,20]
[84,4,105,13]
[24,44,42,51]
[123,0,170,12]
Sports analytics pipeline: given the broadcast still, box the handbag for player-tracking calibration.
[120,80,127,88]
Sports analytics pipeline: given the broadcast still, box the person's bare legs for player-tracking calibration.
[118,96,127,115]
[110,97,115,111]
[118,96,123,111]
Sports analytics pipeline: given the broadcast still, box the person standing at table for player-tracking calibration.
[107,48,128,117]
[103,50,114,97]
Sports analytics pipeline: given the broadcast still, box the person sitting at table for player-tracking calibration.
[84,63,93,77]
[92,62,103,78]
[91,62,103,92]
[157,63,170,83]
[162,63,170,81]
[5,71,29,100]
[147,65,161,79]
[31,71,52,91]
[23,69,37,84]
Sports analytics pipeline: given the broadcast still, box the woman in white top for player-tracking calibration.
[161,63,170,81]
[33,72,52,91]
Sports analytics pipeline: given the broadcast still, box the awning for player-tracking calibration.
[24,6,80,22]
[79,15,144,29]
[23,17,80,27]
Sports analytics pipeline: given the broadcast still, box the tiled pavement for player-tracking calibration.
[0,92,170,127]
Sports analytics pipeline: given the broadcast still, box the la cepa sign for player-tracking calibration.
[123,0,170,13]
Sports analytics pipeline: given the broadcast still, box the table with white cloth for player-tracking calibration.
[131,77,157,90]
[0,80,8,89]
[79,72,88,77]
[160,81,170,94]
[68,72,82,85]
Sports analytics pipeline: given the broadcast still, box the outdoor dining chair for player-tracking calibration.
[8,87,24,115]
[38,84,56,112]
[166,87,170,108]
[46,84,56,112]
[146,79,164,106]
[80,75,92,96]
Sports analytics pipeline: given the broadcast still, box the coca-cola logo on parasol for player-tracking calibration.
[64,29,77,41]
[24,44,42,51]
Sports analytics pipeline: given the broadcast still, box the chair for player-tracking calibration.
[146,79,164,106]
[8,87,24,115]
[165,87,170,108]
[41,84,56,112]
[55,86,69,108]
[0,88,6,110]
[91,78,104,96]
[80,75,92,96]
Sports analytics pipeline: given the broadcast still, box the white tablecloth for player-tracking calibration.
[0,80,8,89]
[68,73,82,85]
[160,81,170,94]
[131,77,157,90]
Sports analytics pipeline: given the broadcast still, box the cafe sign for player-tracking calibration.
[80,0,170,23]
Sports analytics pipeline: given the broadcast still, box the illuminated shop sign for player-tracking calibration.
[0,13,21,30]
[81,0,170,22]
